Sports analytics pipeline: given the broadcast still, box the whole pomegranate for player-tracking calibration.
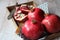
[22,20,44,40]
[42,14,60,33]
[28,8,45,22]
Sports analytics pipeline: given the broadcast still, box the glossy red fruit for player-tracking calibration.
[28,8,45,22]
[42,14,60,33]
[22,20,44,40]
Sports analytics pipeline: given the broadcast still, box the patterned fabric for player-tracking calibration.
[38,2,49,13]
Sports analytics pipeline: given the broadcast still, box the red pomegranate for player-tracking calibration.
[22,20,44,40]
[28,8,45,22]
[42,14,60,33]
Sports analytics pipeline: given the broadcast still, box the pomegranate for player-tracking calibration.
[20,5,30,14]
[14,6,28,21]
[28,8,45,22]
[42,14,60,33]
[22,20,44,40]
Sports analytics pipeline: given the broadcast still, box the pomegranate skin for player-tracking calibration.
[22,20,44,40]
[42,14,60,33]
[28,8,45,22]
[20,5,29,14]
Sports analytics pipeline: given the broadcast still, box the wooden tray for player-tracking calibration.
[7,1,36,34]
[7,1,60,40]
[45,32,60,40]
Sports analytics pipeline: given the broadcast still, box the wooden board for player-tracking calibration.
[45,32,60,40]
[7,1,35,35]
[7,1,60,40]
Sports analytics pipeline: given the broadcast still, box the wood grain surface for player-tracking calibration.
[45,32,60,40]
